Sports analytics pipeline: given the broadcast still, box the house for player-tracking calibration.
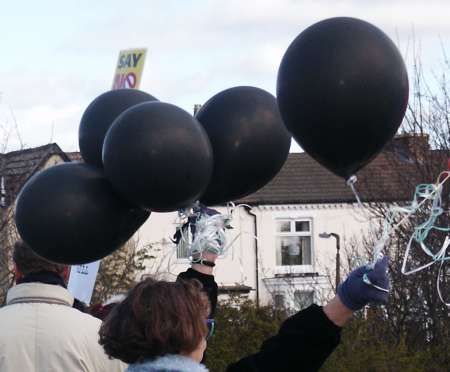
[135,156,371,309]
[0,143,70,301]
[0,144,70,209]
[136,134,429,309]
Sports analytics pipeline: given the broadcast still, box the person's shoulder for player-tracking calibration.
[0,304,17,318]
[60,305,102,326]
[76,310,102,325]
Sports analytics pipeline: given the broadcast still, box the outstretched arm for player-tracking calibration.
[226,257,390,372]
[226,304,342,372]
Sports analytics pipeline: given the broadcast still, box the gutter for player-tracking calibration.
[245,205,260,308]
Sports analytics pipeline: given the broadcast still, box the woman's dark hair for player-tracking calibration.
[99,278,209,364]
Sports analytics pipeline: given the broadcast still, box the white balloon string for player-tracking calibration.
[173,202,254,262]
[437,252,450,306]
[190,213,230,256]
[346,175,364,208]
[346,175,385,271]
[346,175,378,225]
[370,171,450,306]
[347,172,450,305]
[381,172,450,262]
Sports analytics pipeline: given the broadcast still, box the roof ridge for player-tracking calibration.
[2,143,63,157]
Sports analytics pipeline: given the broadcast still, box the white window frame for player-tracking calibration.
[274,218,314,274]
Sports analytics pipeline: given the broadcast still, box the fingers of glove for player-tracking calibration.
[349,266,369,279]
[373,256,389,275]
[367,256,389,287]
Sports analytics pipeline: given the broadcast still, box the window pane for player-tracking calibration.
[276,220,291,232]
[300,237,312,265]
[294,290,314,309]
[295,221,310,232]
[274,293,285,309]
[277,236,301,265]
[276,236,312,266]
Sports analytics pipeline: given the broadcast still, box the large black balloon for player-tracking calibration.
[15,163,150,265]
[103,102,213,212]
[79,89,157,168]
[196,86,291,205]
[277,17,409,179]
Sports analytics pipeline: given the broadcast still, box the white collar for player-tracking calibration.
[6,282,74,307]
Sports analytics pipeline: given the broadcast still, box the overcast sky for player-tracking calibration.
[1,0,449,152]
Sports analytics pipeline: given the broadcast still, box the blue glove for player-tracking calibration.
[337,256,390,311]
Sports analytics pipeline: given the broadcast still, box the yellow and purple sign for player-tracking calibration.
[112,48,147,90]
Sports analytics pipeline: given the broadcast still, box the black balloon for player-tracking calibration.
[277,17,409,179]
[196,86,291,205]
[15,163,150,265]
[79,89,157,168]
[103,102,213,212]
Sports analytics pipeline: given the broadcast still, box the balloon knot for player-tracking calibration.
[346,175,358,186]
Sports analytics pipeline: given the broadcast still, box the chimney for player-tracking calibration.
[193,104,202,116]
[389,133,430,162]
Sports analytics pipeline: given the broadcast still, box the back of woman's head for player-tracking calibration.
[99,278,209,364]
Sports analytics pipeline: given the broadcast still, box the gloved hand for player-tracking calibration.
[337,256,390,311]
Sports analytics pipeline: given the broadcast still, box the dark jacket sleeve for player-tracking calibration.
[226,304,341,372]
[177,268,218,318]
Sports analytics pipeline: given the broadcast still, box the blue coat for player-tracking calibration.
[127,355,208,372]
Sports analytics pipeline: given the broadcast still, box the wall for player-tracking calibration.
[43,154,66,168]
[253,203,371,307]
[136,202,372,307]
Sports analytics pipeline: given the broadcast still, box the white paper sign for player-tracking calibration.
[67,261,101,304]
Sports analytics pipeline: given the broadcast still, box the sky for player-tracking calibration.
[1,0,449,152]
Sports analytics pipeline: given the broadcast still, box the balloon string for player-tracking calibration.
[345,175,382,269]
[391,172,450,233]
[375,171,450,306]
[437,254,450,306]
[347,173,450,256]
[173,202,253,260]
[346,175,364,208]
[347,172,450,306]
[381,171,450,248]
